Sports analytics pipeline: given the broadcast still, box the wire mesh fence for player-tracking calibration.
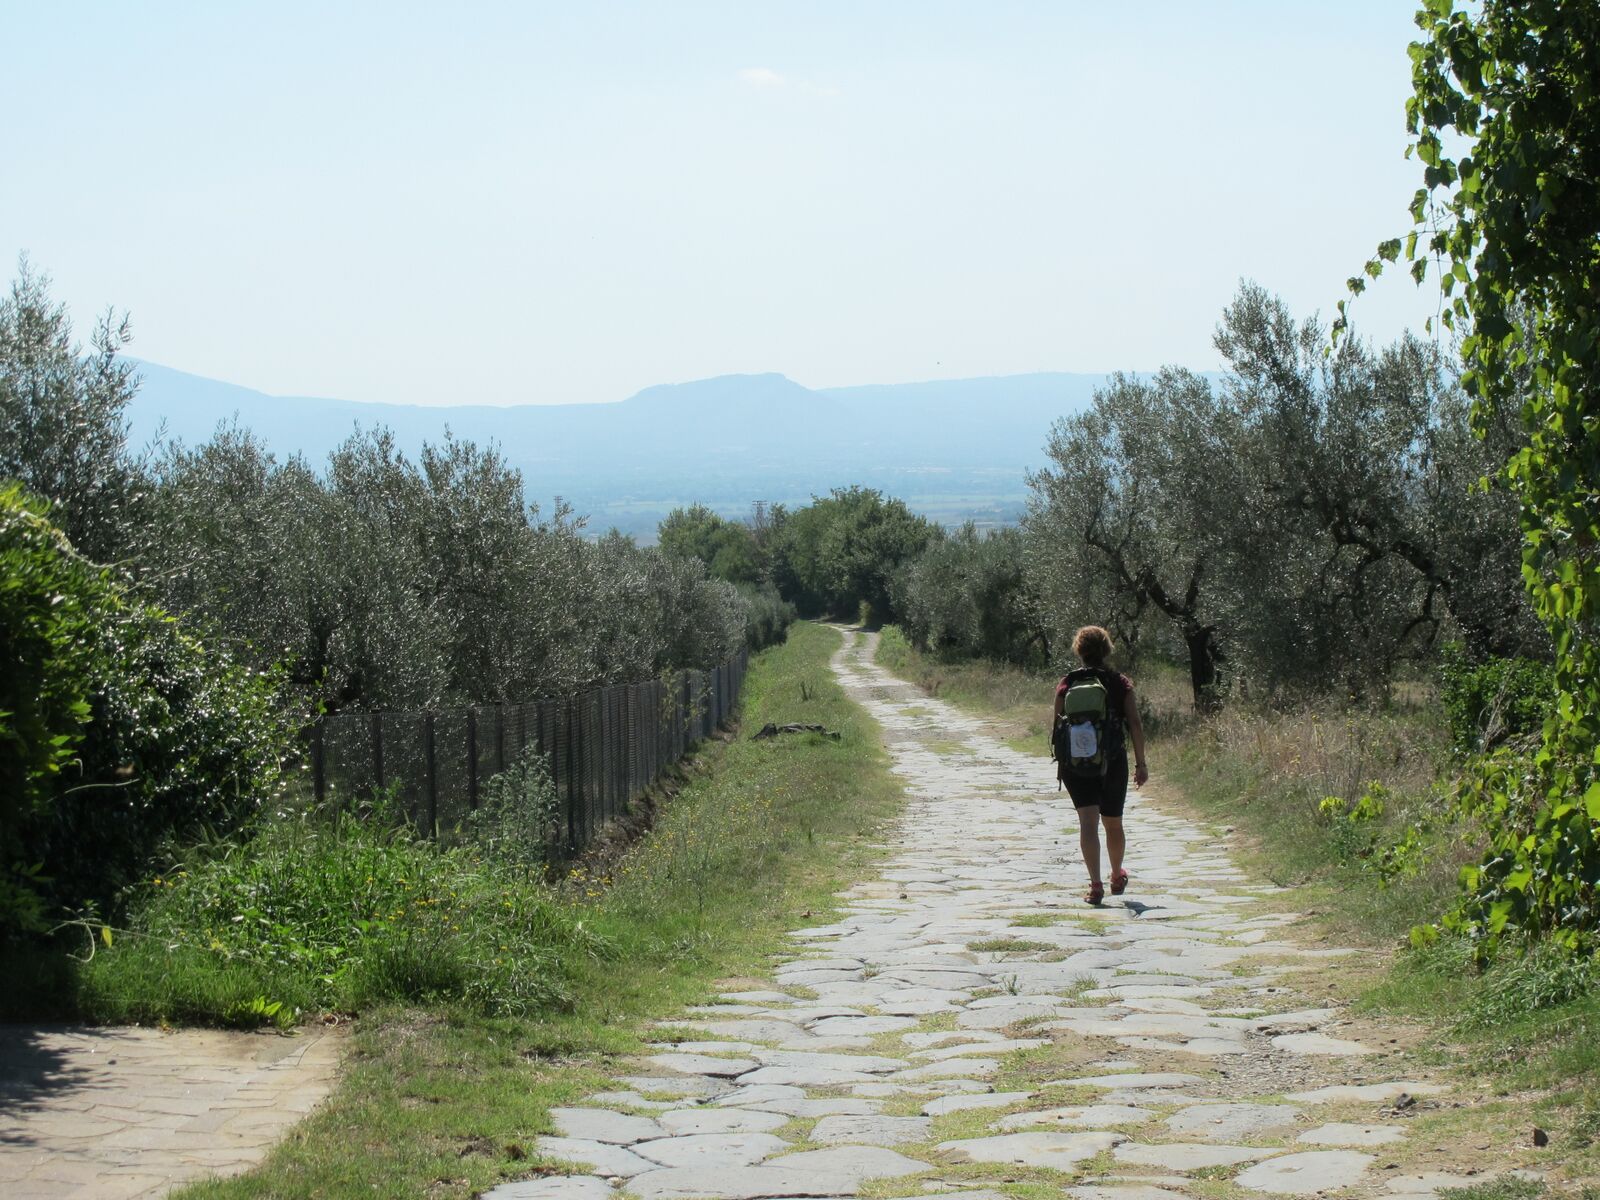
[304,650,749,855]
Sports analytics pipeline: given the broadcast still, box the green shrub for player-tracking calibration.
[876,625,913,672]
[54,598,296,922]
[0,485,296,937]
[1317,781,1389,866]
[739,584,796,651]
[1439,643,1554,755]
[79,803,610,1025]
[465,744,563,874]
[0,486,101,933]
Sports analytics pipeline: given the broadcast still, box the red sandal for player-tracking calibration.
[1085,879,1105,906]
[1110,868,1130,896]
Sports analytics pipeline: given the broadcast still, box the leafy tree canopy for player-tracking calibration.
[657,503,761,585]
[769,486,937,621]
[1354,0,1600,948]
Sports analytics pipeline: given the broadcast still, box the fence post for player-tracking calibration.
[496,705,506,774]
[466,708,480,812]
[565,696,579,854]
[603,687,617,819]
[311,721,325,806]
[371,712,385,793]
[424,711,438,838]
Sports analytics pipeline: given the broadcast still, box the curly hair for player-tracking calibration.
[1072,625,1114,667]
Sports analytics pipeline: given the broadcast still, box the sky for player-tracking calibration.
[5,2,1444,407]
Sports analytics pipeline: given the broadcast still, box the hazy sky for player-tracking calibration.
[6,2,1442,406]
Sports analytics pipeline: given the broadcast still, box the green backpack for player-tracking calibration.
[1052,668,1117,779]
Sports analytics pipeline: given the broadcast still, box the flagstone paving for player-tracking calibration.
[488,628,1549,1200]
[0,1023,344,1198]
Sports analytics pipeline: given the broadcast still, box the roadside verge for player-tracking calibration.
[173,621,905,1199]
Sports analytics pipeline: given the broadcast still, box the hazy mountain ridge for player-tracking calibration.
[125,361,1113,535]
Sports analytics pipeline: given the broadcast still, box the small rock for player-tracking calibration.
[1533,1127,1550,1147]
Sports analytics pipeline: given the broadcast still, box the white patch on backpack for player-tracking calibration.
[1068,722,1099,758]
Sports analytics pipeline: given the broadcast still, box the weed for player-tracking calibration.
[969,938,1054,954]
[1438,1180,1545,1200]
[67,800,608,1025]
[1459,941,1600,1030]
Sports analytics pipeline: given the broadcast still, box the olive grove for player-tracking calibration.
[887,282,1537,713]
[0,265,771,934]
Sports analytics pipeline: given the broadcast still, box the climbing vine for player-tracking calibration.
[1352,0,1600,948]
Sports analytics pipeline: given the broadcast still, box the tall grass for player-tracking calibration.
[1163,699,1465,944]
[13,799,608,1028]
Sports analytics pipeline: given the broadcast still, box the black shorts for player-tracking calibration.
[1062,755,1129,819]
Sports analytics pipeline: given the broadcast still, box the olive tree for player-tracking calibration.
[148,424,751,712]
[0,260,143,561]
[893,525,1051,664]
[1214,284,1535,695]
[1025,370,1234,709]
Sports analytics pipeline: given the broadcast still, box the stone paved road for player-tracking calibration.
[498,626,1539,1200]
[0,1023,344,1198]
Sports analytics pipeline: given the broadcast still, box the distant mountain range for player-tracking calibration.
[125,361,1115,537]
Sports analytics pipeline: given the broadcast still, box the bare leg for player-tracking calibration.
[1102,815,1126,877]
[1076,805,1102,882]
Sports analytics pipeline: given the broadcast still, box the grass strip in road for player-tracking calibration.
[175,620,902,1199]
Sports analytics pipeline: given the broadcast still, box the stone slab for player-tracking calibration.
[535,1137,656,1178]
[1113,1142,1271,1170]
[656,1109,790,1136]
[1165,1102,1301,1142]
[550,1108,663,1145]
[810,1115,932,1145]
[1270,1032,1373,1057]
[1234,1150,1374,1194]
[995,1104,1154,1131]
[937,1130,1125,1167]
[482,1179,614,1200]
[632,1132,789,1168]
[1297,1122,1405,1147]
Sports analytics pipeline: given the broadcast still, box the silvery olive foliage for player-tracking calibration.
[0,259,145,563]
[1020,283,1534,708]
[890,525,1051,665]
[0,264,752,719]
[1024,365,1234,708]
[0,264,755,934]
[145,427,749,712]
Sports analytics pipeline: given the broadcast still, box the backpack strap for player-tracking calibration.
[1095,668,1128,751]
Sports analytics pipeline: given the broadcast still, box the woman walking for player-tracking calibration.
[1052,625,1148,905]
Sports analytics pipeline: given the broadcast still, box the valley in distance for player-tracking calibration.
[126,362,1125,538]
